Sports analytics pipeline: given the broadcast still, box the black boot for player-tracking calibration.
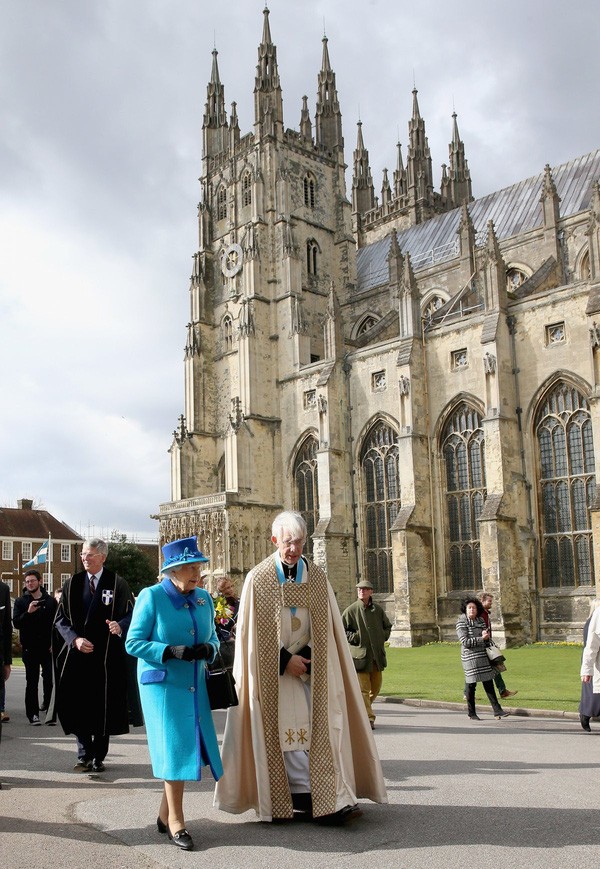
[580,714,592,732]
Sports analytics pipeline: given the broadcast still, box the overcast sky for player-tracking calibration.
[1,0,599,541]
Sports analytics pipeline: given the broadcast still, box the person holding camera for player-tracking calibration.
[13,570,57,725]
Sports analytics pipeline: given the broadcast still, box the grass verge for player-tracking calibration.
[382,643,583,713]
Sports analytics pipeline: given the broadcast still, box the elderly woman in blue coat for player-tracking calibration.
[126,537,223,852]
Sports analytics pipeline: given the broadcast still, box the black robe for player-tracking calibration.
[54,569,141,735]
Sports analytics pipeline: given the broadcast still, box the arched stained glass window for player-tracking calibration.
[442,403,486,590]
[360,421,400,593]
[535,382,596,588]
[294,436,319,558]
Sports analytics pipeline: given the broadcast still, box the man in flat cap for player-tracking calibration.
[342,580,392,730]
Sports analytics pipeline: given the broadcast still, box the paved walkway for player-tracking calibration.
[0,668,597,868]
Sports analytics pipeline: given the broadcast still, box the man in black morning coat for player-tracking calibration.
[54,537,139,771]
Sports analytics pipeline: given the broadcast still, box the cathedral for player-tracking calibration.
[157,8,600,645]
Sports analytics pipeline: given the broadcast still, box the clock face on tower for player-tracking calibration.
[221,242,244,278]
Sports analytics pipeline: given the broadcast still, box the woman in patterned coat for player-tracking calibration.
[126,537,223,852]
[456,597,509,721]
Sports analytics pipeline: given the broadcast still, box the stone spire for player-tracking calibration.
[381,168,392,210]
[300,95,313,142]
[254,6,284,139]
[351,121,375,214]
[447,112,472,206]
[202,48,228,158]
[393,142,407,199]
[315,36,343,152]
[406,88,434,221]
[229,101,240,150]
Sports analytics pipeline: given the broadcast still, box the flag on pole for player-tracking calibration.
[23,540,49,568]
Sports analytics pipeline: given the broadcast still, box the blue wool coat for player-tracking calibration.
[126,580,223,782]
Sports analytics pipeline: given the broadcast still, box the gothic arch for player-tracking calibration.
[524,371,593,431]
[505,262,532,292]
[306,238,320,276]
[291,432,320,558]
[421,289,449,325]
[436,397,487,592]
[351,312,380,339]
[240,167,253,208]
[531,377,596,589]
[356,416,401,593]
[303,172,316,209]
[221,313,234,352]
[575,245,590,281]
[216,183,228,221]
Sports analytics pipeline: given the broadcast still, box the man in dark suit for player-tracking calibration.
[54,537,135,772]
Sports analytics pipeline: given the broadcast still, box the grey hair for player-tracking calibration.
[83,537,108,556]
[271,511,307,542]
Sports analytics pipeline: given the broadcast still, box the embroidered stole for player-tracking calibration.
[252,555,336,818]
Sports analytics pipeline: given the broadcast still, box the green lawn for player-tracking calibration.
[382,643,583,712]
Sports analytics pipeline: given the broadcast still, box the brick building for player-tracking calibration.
[0,499,83,595]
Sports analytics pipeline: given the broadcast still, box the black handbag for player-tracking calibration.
[206,650,238,710]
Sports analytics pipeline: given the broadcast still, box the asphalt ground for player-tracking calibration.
[0,667,597,868]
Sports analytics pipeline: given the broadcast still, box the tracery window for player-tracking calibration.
[441,403,486,591]
[307,239,319,276]
[535,382,595,588]
[357,315,377,335]
[222,315,233,352]
[506,267,528,292]
[217,185,227,221]
[423,295,445,325]
[304,173,316,209]
[294,436,319,558]
[360,421,400,593]
[242,171,252,208]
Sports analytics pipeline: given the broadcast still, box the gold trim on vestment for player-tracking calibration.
[253,556,336,818]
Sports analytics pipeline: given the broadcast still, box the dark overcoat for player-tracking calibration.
[456,614,495,683]
[55,569,139,735]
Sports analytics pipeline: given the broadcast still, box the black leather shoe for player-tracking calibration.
[495,710,510,719]
[168,827,194,851]
[468,714,481,720]
[157,816,168,834]
[315,805,363,826]
[580,714,592,732]
[91,761,105,772]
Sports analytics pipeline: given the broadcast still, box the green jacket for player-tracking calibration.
[342,597,392,671]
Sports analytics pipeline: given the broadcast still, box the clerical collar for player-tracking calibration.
[275,554,306,585]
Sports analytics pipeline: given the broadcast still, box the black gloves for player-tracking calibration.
[163,643,213,662]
